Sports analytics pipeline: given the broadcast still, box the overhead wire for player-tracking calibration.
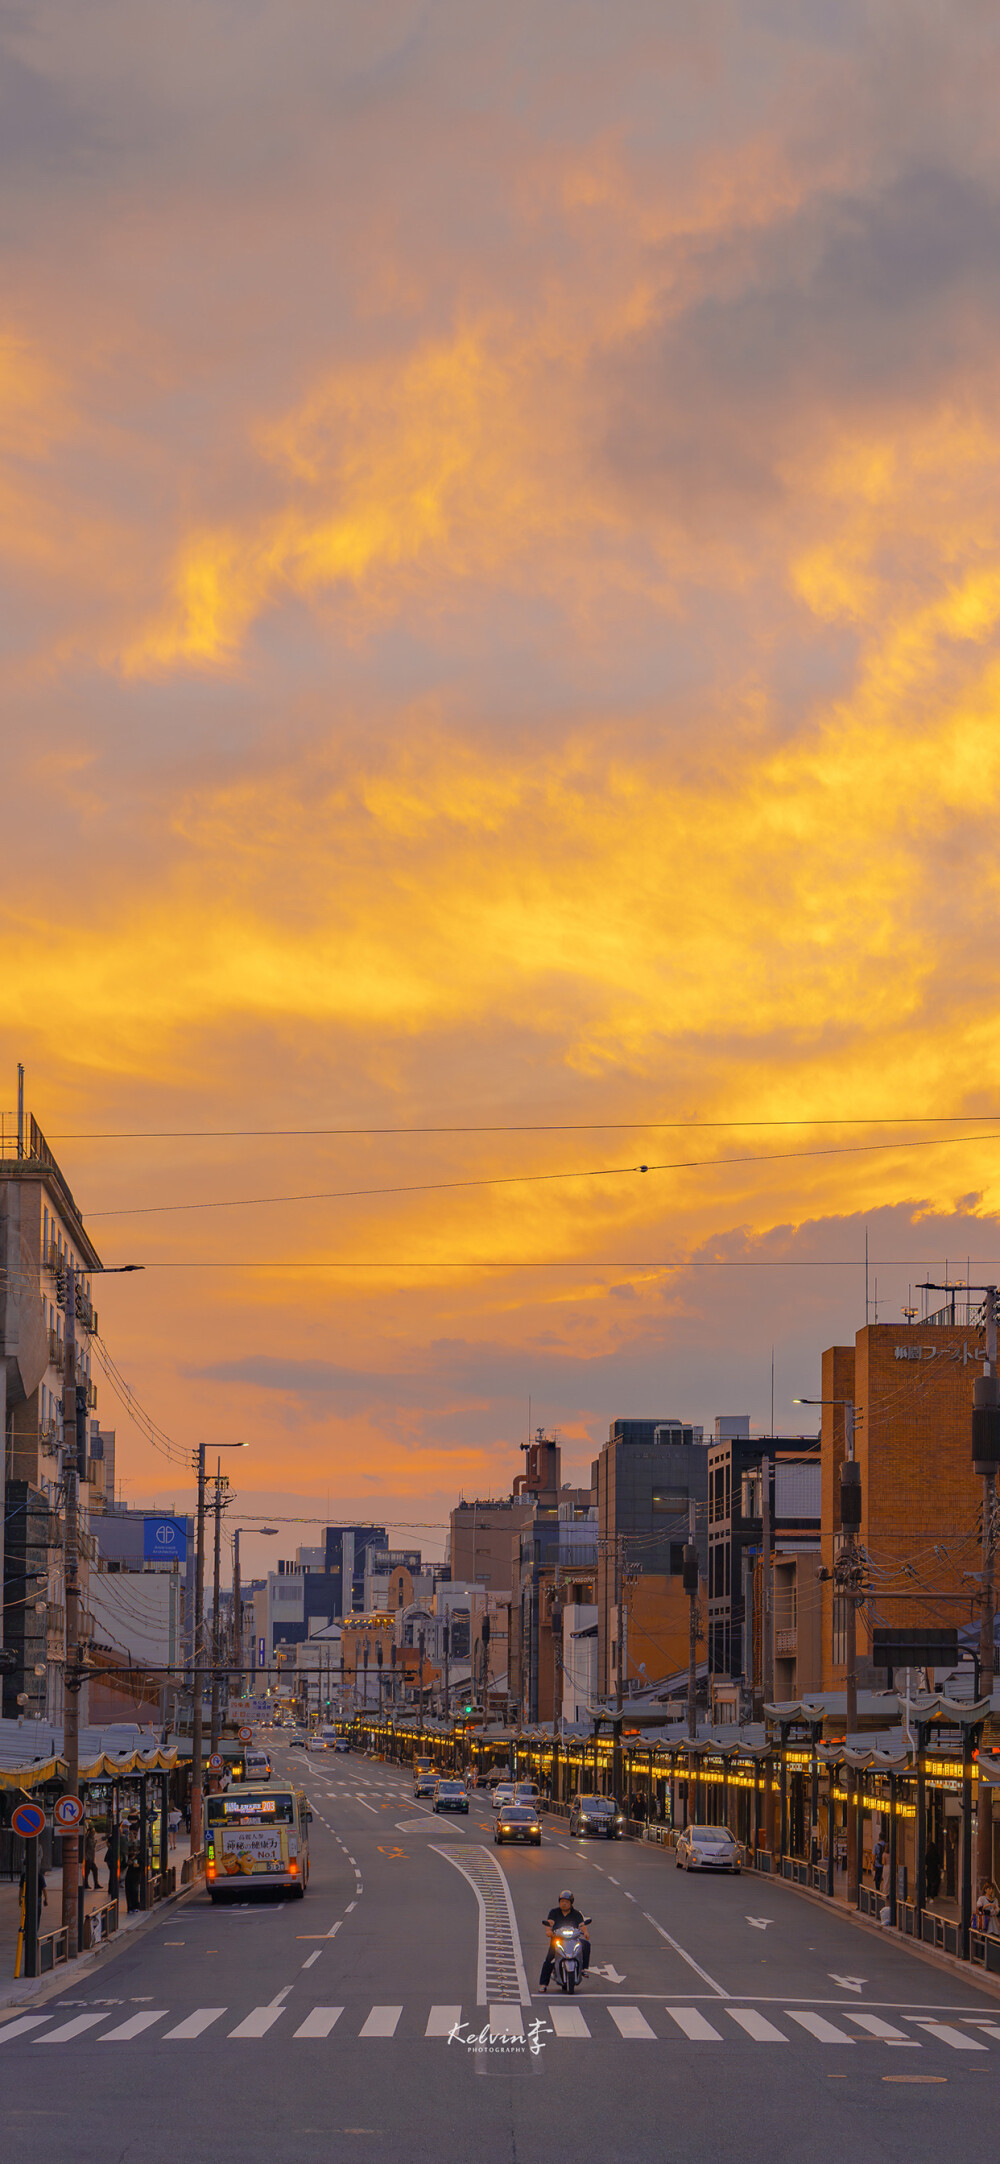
[83,1127,1000,1220]
[46,1114,1000,1140]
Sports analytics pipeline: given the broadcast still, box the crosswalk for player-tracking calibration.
[3,2003,999,2050]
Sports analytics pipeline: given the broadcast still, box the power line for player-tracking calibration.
[126,1255,1000,1270]
[45,1115,1000,1140]
[81,1128,1000,1220]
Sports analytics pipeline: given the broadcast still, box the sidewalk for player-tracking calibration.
[0,1832,198,2005]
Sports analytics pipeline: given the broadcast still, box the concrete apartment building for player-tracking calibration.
[706,1416,821,1689]
[1,1106,104,1722]
[820,1302,991,1695]
[595,1417,708,1698]
[449,1495,534,1592]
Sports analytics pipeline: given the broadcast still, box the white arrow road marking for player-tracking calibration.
[746,1918,772,1930]
[591,1963,627,1984]
[829,1974,866,1992]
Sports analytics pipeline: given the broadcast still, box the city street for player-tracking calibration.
[2,1741,999,2163]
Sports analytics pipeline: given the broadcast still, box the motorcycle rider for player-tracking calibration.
[539,1888,591,1992]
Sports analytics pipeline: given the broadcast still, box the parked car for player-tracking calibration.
[433,1779,470,1815]
[675,1825,742,1873]
[494,1803,542,1847]
[568,1795,624,1839]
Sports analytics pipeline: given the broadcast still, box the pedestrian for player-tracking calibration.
[19,1860,47,1928]
[104,1822,120,1898]
[123,1843,142,1914]
[925,1838,942,1901]
[82,1816,100,1891]
[974,1882,999,1936]
[872,1833,886,1895]
[168,1806,181,1850]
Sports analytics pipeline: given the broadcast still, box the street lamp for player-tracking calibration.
[231,1524,278,1705]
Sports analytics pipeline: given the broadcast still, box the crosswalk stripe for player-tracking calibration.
[489,2006,524,2039]
[294,2008,343,2038]
[228,2006,286,2039]
[359,2005,402,2037]
[36,2014,107,2043]
[845,2015,918,2044]
[99,2012,166,2042]
[665,2007,723,2041]
[547,2005,590,2038]
[426,2006,462,2036]
[609,2006,656,2040]
[964,2022,1000,2042]
[786,2012,854,2045]
[911,2022,986,2051]
[727,2009,787,2043]
[163,2009,227,2040]
[0,2017,50,2044]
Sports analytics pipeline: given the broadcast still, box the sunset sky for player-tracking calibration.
[4,2,1000,1578]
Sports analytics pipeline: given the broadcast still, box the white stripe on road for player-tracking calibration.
[426,2005,462,2036]
[345,1902,356,1913]
[665,2007,723,2041]
[99,2012,166,2042]
[642,1914,729,1998]
[163,2009,227,2040]
[355,1798,379,1813]
[360,2005,402,2037]
[294,2008,343,2038]
[0,2016,51,2044]
[727,2009,787,2043]
[547,2004,590,2038]
[490,2006,524,2039]
[845,2014,919,2044]
[228,2006,286,2038]
[786,2012,854,2044]
[36,2014,108,2043]
[963,2022,1000,2041]
[910,2022,986,2051]
[301,1951,321,1969]
[609,2006,656,2039]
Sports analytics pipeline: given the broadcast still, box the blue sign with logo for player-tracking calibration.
[143,1515,187,1564]
[258,1637,266,1668]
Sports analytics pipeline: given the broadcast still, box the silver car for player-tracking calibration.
[675,1825,742,1874]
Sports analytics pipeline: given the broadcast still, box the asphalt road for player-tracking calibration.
[3,1736,999,2164]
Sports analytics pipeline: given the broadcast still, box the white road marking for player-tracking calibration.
[609,2006,656,2039]
[360,2005,403,2037]
[548,2004,590,2038]
[345,1902,356,1913]
[163,2009,227,2040]
[963,2021,1000,2041]
[490,2005,524,2038]
[642,1913,729,1998]
[909,2022,986,2051]
[845,2015,918,2044]
[228,2006,286,2038]
[99,2012,166,2041]
[786,2012,854,2044]
[0,2016,51,2044]
[326,1921,342,1938]
[36,2014,108,2043]
[302,1951,321,1969]
[355,1798,379,1813]
[666,2007,723,2041]
[294,2007,343,2038]
[829,1974,866,1992]
[727,2009,787,2043]
[269,1986,293,2005]
[426,2005,462,2036]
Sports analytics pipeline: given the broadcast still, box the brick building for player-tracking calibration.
[820,1305,988,1693]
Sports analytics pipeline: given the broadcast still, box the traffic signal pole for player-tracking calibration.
[190,1443,207,1861]
[61,1265,81,1955]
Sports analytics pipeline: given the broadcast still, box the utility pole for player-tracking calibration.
[190,1443,207,1859]
[838,1403,861,1905]
[974,1287,1000,1893]
[684,1504,700,1742]
[761,1456,773,1708]
[232,1527,242,1706]
[209,1461,227,1759]
[442,1621,450,1719]
[61,1262,81,1955]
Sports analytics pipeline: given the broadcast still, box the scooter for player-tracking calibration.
[546,1915,592,1994]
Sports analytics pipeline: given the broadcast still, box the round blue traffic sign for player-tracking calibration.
[12,1802,45,1838]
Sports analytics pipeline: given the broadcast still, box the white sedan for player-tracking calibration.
[675,1825,742,1874]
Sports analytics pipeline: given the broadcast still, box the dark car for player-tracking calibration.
[569,1795,623,1839]
[288,1737,306,1750]
[494,1804,542,1846]
[433,1780,470,1814]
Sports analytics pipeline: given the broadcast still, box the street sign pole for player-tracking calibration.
[24,1835,38,1978]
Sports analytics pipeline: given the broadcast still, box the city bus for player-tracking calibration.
[205,1786,311,1902]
